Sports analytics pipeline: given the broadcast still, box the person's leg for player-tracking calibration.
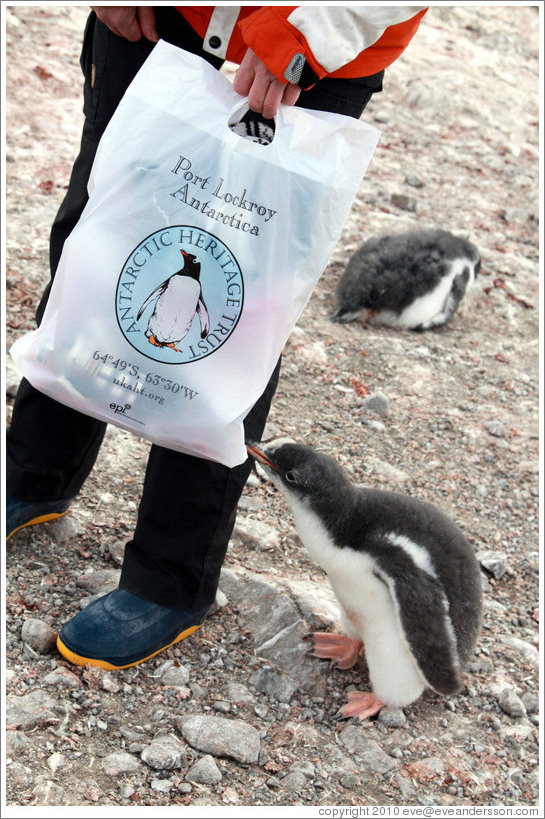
[120,358,282,612]
[6,8,224,536]
[6,13,156,528]
[57,358,281,669]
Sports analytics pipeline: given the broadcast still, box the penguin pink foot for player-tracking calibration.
[310,632,363,670]
[147,334,163,347]
[339,691,385,722]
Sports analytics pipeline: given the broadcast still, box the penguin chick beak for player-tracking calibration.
[246,444,278,472]
[180,250,188,257]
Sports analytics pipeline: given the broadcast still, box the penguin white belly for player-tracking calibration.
[148,278,201,344]
[328,559,426,707]
[290,500,426,706]
[378,257,475,329]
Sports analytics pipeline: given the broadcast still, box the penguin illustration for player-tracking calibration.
[332,228,481,330]
[137,250,210,351]
[247,441,483,722]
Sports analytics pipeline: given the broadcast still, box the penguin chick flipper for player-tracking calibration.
[196,298,210,339]
[310,632,363,670]
[386,568,465,696]
[137,280,169,320]
[339,690,384,722]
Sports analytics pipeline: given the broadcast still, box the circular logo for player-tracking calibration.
[116,226,244,364]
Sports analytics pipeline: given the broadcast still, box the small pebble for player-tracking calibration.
[498,688,526,718]
[21,619,57,654]
[378,706,406,728]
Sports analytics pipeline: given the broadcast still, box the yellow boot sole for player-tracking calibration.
[56,622,203,670]
[7,507,70,542]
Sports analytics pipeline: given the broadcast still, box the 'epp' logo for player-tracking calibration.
[110,402,131,415]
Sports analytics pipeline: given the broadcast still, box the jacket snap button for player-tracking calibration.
[208,35,222,49]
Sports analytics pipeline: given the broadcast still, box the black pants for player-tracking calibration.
[6,8,383,611]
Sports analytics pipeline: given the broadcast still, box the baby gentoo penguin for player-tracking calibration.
[247,441,482,722]
[332,228,481,330]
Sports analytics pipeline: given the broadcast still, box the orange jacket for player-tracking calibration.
[176,6,428,88]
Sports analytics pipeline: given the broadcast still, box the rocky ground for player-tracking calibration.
[3,4,542,812]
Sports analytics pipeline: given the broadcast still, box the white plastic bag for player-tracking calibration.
[10,40,379,467]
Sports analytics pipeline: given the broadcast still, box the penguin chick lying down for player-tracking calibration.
[247,442,483,722]
[332,228,481,330]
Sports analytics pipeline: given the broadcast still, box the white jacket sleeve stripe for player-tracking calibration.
[203,6,241,59]
[287,6,426,73]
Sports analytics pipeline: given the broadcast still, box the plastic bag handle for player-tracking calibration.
[227,99,253,130]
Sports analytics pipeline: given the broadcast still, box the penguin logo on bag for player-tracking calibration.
[116,226,244,364]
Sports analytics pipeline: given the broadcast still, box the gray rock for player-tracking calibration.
[30,780,66,805]
[5,730,33,753]
[180,715,260,764]
[47,752,68,773]
[6,691,60,731]
[498,688,527,718]
[284,576,339,629]
[485,419,506,437]
[258,621,324,696]
[189,682,207,701]
[395,772,417,800]
[476,550,509,580]
[363,418,387,433]
[141,734,186,771]
[5,358,21,398]
[286,760,316,786]
[282,771,308,792]
[390,192,417,212]
[178,783,193,794]
[212,588,228,611]
[219,567,326,696]
[254,704,269,720]
[499,635,539,666]
[520,692,539,714]
[362,390,390,417]
[340,773,358,789]
[186,754,223,785]
[378,707,407,728]
[500,722,534,742]
[226,682,254,704]
[42,668,82,689]
[368,458,409,484]
[151,779,174,793]
[234,518,280,551]
[108,540,125,565]
[160,663,190,687]
[219,569,299,648]
[339,725,398,773]
[101,752,142,776]
[250,666,299,703]
[21,619,57,653]
[405,172,424,188]
[213,700,230,713]
[76,569,120,594]
[6,762,33,787]
[48,514,84,542]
